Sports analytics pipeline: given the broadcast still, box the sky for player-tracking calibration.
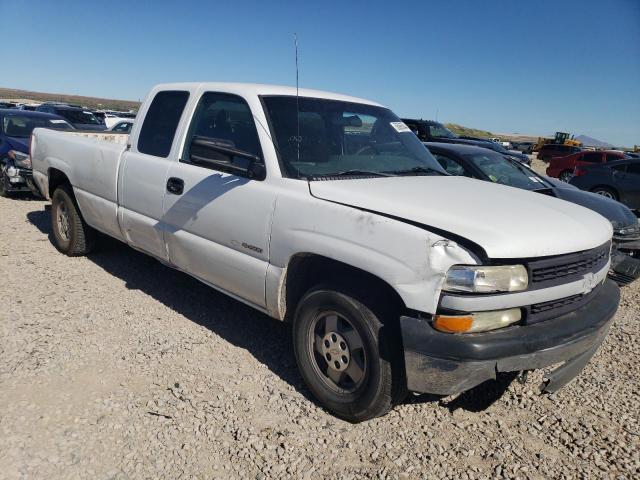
[2,0,639,146]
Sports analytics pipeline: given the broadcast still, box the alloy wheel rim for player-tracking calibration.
[595,190,613,199]
[57,203,71,241]
[309,311,367,393]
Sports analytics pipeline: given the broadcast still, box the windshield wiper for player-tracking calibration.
[384,166,444,176]
[319,169,396,178]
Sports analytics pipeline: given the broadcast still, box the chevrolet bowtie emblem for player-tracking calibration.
[581,272,598,294]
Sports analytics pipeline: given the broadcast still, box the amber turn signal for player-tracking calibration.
[433,309,522,334]
[433,315,474,333]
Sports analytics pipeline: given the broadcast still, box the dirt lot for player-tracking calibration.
[1,186,639,479]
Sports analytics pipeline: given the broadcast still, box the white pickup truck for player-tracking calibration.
[31,83,620,422]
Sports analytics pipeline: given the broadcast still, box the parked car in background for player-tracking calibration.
[104,115,134,129]
[569,159,640,210]
[547,150,630,182]
[30,83,619,421]
[16,103,40,111]
[36,103,106,131]
[489,137,512,149]
[0,109,73,197]
[624,152,640,159]
[512,141,535,154]
[109,120,133,133]
[537,143,582,162]
[402,118,531,165]
[426,142,640,286]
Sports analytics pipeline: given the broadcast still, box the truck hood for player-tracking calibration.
[309,176,612,259]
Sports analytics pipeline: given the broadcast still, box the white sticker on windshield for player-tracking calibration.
[83,111,92,114]
[390,121,411,133]
[529,176,541,182]
[50,119,67,124]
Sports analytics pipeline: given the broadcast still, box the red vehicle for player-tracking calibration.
[546,150,629,182]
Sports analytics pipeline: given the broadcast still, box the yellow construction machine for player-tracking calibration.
[534,131,582,151]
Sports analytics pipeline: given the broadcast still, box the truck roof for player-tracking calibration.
[152,82,384,107]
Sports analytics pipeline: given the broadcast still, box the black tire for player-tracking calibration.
[591,186,618,201]
[292,286,404,422]
[0,172,12,198]
[51,185,95,256]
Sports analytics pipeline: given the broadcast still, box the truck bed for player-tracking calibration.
[31,128,128,241]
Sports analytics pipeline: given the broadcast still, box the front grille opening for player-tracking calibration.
[527,242,610,289]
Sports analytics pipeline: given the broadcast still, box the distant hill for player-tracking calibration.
[0,87,140,111]
[445,123,493,139]
[574,134,613,148]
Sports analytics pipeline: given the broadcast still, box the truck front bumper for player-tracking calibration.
[400,279,620,396]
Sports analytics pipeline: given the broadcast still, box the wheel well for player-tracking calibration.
[48,168,72,198]
[281,254,405,323]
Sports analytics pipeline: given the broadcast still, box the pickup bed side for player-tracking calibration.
[32,129,128,241]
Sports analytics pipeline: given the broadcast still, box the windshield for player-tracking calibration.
[464,152,551,190]
[428,123,457,139]
[55,109,102,125]
[262,96,445,178]
[2,114,73,138]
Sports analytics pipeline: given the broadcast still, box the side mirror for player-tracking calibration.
[189,136,265,180]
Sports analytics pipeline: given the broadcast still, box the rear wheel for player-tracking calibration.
[293,287,404,422]
[591,186,618,200]
[559,170,574,182]
[51,185,95,256]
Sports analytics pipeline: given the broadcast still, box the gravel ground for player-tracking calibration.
[1,191,638,480]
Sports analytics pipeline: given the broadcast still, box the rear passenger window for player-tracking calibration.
[582,152,602,163]
[182,92,262,162]
[138,91,189,158]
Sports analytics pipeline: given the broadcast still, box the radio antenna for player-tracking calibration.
[294,33,300,163]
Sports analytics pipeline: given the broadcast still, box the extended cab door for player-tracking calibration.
[118,90,190,261]
[161,91,276,307]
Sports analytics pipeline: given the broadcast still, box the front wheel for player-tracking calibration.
[51,185,95,256]
[293,287,403,422]
[591,186,618,200]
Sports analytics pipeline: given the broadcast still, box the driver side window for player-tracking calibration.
[182,92,263,165]
[434,153,468,176]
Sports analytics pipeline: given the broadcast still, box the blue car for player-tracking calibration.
[0,109,73,197]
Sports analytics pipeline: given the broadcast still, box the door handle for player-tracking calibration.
[166,177,184,195]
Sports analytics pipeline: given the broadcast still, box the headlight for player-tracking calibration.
[434,309,522,333]
[614,224,640,237]
[8,150,31,168]
[444,265,528,293]
[6,166,19,177]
